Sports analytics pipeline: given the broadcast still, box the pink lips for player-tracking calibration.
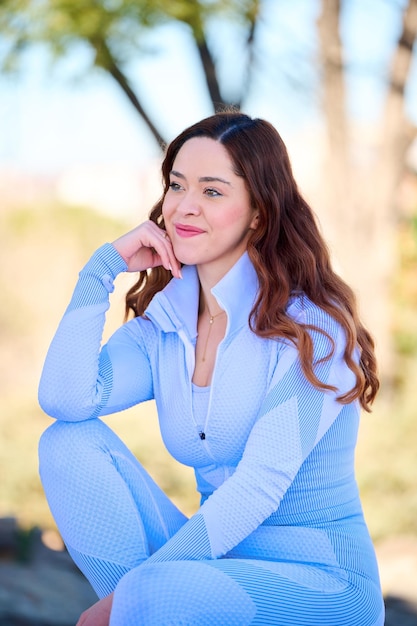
[174,223,205,238]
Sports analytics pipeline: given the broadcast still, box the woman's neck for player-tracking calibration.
[197,266,223,317]
[198,287,223,318]
[196,250,247,315]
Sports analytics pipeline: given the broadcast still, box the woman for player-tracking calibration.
[38,112,385,625]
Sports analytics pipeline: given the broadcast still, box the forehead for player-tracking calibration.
[172,137,235,174]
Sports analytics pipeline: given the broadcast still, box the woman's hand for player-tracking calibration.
[112,221,182,278]
[76,592,114,626]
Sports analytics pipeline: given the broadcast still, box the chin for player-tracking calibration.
[175,254,203,267]
[172,246,206,267]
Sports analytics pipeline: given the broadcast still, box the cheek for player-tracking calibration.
[218,206,254,230]
[161,198,172,222]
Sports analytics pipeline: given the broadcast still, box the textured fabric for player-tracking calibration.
[38,244,385,624]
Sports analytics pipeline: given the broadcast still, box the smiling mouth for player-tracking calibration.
[174,224,205,238]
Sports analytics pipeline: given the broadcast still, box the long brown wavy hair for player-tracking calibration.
[125,111,379,411]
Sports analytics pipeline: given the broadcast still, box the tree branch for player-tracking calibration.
[196,35,223,108]
[92,37,166,148]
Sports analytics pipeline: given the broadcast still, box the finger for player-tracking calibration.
[148,228,181,278]
[160,232,182,279]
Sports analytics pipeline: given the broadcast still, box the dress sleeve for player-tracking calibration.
[145,304,358,563]
[38,244,154,422]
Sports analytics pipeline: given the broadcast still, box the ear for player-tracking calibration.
[249,211,259,230]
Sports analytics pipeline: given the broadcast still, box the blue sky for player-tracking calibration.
[0,0,415,175]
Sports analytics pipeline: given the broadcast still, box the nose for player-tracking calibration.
[176,191,201,215]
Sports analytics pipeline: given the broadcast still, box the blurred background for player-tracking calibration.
[0,0,416,624]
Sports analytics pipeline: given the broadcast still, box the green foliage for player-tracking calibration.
[0,0,260,143]
[0,0,257,78]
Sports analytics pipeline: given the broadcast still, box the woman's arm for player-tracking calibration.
[38,222,181,421]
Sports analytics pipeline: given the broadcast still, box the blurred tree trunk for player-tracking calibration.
[317,0,417,386]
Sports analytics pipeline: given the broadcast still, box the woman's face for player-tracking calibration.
[162,137,258,280]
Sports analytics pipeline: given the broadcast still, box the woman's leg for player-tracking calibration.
[109,558,385,626]
[38,419,187,598]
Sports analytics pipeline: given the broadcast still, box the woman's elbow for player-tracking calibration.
[38,383,96,422]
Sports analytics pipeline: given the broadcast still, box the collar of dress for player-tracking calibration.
[145,251,259,342]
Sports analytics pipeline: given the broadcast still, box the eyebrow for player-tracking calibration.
[170,170,231,185]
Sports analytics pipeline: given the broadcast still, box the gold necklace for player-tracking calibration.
[201,307,225,362]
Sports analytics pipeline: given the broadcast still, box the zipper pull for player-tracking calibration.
[199,431,206,440]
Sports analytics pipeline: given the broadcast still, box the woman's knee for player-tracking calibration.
[39,421,68,473]
[38,418,110,480]
[40,418,107,455]
[110,561,255,625]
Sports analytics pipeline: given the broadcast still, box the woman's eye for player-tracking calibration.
[205,187,222,197]
[169,181,182,191]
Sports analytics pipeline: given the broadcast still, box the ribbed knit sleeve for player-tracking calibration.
[38,244,154,421]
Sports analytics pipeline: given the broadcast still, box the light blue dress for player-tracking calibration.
[38,244,385,625]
